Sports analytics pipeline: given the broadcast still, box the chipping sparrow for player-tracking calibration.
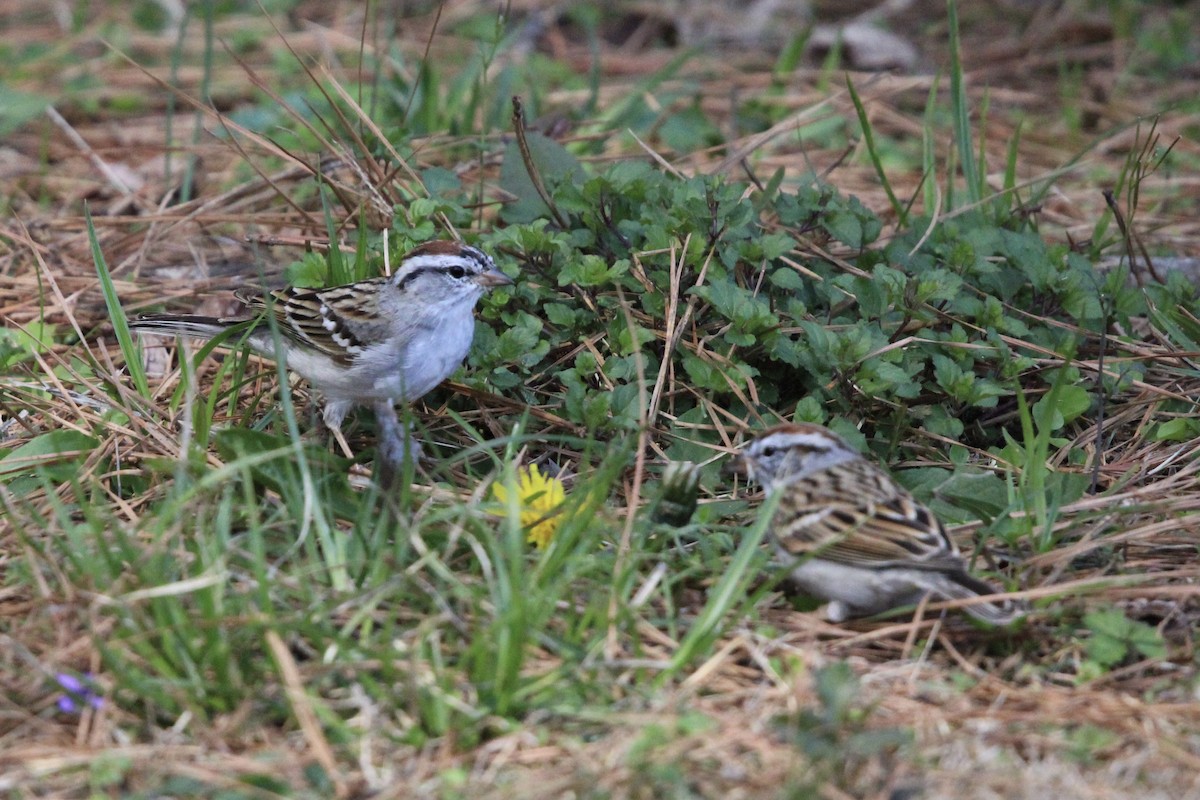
[732,423,1024,625]
[130,241,512,471]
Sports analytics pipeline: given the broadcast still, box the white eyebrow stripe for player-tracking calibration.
[754,433,832,454]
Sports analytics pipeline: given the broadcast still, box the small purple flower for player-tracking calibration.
[54,672,103,714]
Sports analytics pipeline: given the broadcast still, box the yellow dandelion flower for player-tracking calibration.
[491,464,566,550]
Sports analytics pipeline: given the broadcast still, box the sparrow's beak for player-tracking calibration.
[723,453,750,479]
[477,267,514,288]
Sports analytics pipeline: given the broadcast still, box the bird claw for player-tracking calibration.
[329,426,354,459]
[825,601,851,623]
[377,428,421,468]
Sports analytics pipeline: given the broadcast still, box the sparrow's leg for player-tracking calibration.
[372,399,420,485]
[320,399,355,458]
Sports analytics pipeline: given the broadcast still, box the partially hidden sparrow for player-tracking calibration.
[732,423,1024,625]
[130,241,512,473]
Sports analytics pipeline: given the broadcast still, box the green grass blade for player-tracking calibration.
[86,205,149,399]
[660,493,774,681]
[1004,119,1022,196]
[947,0,980,206]
[923,72,940,216]
[847,74,903,223]
[320,185,350,286]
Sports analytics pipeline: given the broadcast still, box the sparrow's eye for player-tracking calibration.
[761,446,778,457]
[447,265,468,279]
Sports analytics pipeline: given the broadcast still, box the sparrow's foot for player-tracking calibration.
[315,400,356,457]
[329,425,354,459]
[825,601,852,623]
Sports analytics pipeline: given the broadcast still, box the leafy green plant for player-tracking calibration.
[622,711,719,794]
[775,662,912,793]
[987,358,1092,550]
[1077,608,1168,683]
[0,319,56,370]
[474,137,1153,474]
[1064,724,1122,766]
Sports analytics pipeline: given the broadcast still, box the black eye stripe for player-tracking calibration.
[395,267,432,291]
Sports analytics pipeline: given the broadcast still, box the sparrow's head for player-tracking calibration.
[732,423,860,491]
[392,241,513,308]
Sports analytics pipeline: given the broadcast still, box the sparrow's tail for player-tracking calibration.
[129,315,237,341]
[927,571,1027,626]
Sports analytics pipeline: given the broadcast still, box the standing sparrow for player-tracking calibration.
[732,423,1023,624]
[130,241,512,473]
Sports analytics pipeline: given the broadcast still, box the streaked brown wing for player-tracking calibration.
[773,459,961,569]
[237,280,389,365]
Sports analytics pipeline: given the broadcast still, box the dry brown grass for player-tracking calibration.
[3,1,1200,798]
